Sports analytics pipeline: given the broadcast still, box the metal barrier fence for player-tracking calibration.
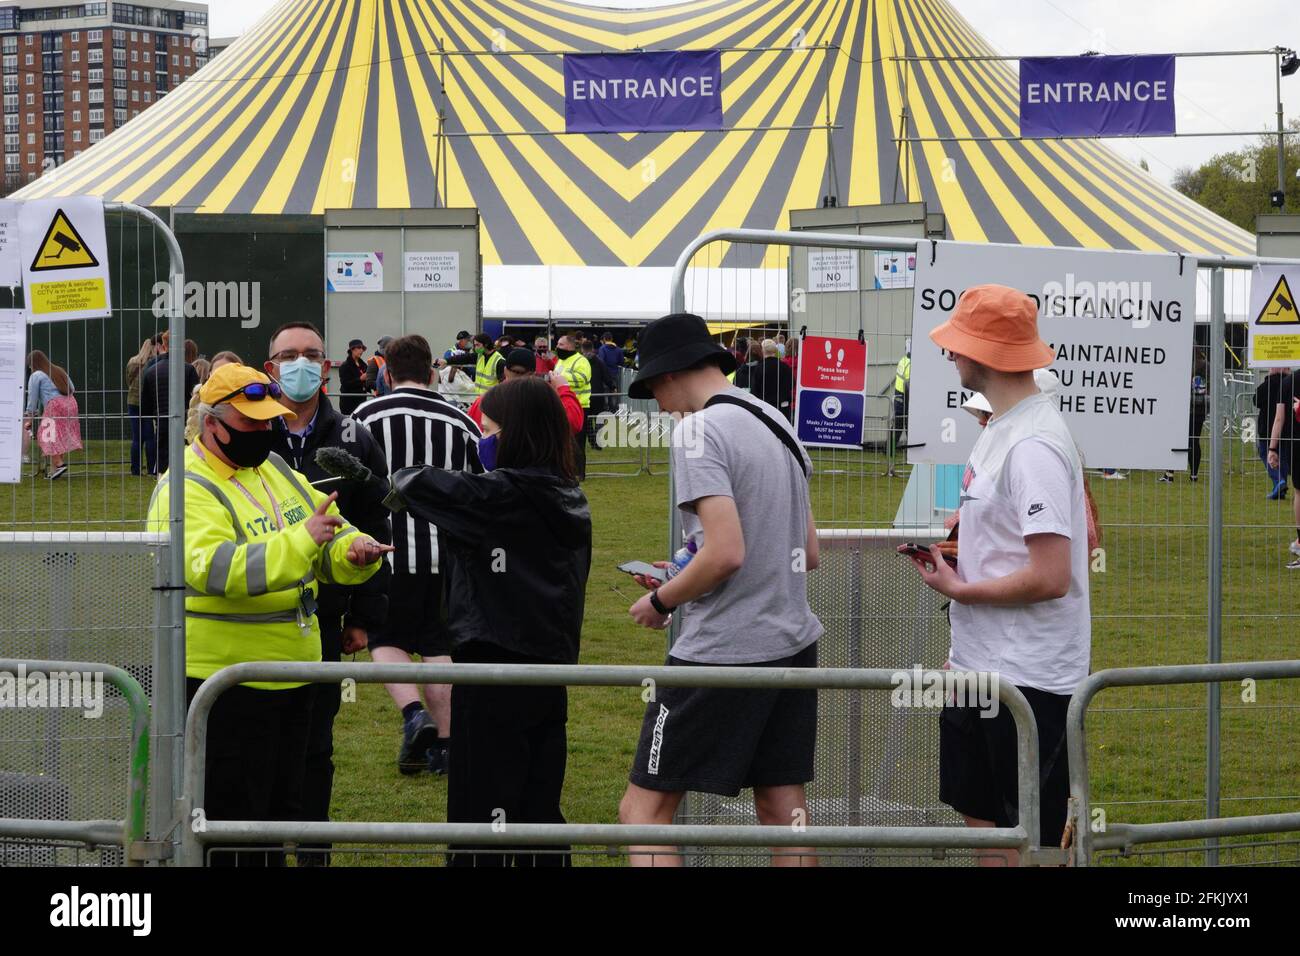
[0,657,150,865]
[0,202,186,865]
[667,229,1300,865]
[178,660,1055,867]
[1069,661,1300,867]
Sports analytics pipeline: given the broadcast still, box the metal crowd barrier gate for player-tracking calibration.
[0,658,150,865]
[1068,660,1300,867]
[178,661,1057,867]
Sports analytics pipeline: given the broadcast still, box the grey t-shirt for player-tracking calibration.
[669,387,823,663]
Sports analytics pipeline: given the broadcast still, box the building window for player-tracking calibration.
[130,89,138,102]
[25,93,33,106]
[143,51,149,63]
[172,72,178,84]
[27,152,34,164]
[89,108,103,123]
[88,88,102,103]
[90,128,104,143]
[71,70,80,82]
[26,132,34,145]
[71,32,79,43]
[171,36,178,47]
[171,53,177,66]
[89,69,102,84]
[72,110,80,122]
[24,54,32,66]
[88,49,103,64]
[183,56,190,68]
[143,89,150,102]
[72,90,80,103]
[88,30,103,44]
[25,36,33,47]
[130,31,137,42]
[131,50,137,62]
[25,112,33,124]
[130,70,137,81]
[73,129,81,143]
[71,50,80,63]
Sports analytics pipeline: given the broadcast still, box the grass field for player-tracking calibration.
[3,436,1299,865]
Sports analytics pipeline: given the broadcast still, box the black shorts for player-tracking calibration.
[628,642,818,797]
[938,684,1071,847]
[368,572,450,658]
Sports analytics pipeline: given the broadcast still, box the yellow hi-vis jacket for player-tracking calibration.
[474,350,505,394]
[894,355,911,395]
[556,352,592,408]
[147,444,380,690]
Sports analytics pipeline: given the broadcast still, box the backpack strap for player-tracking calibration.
[704,394,808,476]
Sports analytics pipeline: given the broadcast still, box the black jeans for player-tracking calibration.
[447,643,570,867]
[185,678,312,867]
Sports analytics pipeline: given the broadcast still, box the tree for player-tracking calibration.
[1172,119,1300,231]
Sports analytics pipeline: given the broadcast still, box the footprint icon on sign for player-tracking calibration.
[836,348,845,368]
[824,340,832,362]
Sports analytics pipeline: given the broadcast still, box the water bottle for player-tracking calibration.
[664,537,699,579]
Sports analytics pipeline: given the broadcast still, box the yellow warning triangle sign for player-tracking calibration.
[28,208,100,272]
[1256,273,1299,325]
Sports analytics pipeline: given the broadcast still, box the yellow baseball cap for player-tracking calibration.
[198,363,296,421]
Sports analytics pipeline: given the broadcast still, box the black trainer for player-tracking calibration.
[398,709,439,775]
[427,740,449,776]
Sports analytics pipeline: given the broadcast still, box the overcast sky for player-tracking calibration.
[209,0,1296,186]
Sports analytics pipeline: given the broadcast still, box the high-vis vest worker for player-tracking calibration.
[894,355,911,395]
[147,444,380,690]
[556,352,592,409]
[474,350,505,395]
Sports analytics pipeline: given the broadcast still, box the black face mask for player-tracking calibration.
[554,347,575,359]
[214,421,274,468]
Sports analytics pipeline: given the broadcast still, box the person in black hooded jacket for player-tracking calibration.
[388,375,592,866]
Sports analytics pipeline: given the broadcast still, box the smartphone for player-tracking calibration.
[896,543,957,567]
[618,560,668,583]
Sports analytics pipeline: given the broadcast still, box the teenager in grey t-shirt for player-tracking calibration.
[670,386,823,663]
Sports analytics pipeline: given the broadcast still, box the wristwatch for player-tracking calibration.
[649,591,674,616]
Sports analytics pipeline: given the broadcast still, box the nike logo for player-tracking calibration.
[1028,503,1045,516]
[959,494,979,504]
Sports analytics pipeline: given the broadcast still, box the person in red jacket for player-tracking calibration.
[468,348,583,435]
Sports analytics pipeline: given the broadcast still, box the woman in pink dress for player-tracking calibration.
[24,350,82,480]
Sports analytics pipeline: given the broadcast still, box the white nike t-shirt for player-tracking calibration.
[948,393,1092,695]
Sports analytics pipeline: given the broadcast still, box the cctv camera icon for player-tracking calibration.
[44,231,82,260]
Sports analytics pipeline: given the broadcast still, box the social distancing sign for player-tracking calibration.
[795,333,868,448]
[18,196,112,323]
[1248,266,1300,367]
[907,241,1196,471]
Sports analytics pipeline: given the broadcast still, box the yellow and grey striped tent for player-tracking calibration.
[16,0,1254,265]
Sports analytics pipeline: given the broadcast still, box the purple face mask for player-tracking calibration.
[478,433,498,471]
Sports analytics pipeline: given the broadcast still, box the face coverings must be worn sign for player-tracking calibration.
[907,241,1196,472]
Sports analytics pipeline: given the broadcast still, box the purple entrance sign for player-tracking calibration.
[1019,55,1176,138]
[564,50,723,133]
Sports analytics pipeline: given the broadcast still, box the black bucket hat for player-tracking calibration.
[628,313,737,399]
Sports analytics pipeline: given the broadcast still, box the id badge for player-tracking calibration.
[297,586,318,634]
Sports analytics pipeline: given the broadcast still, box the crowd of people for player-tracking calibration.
[22,295,1300,867]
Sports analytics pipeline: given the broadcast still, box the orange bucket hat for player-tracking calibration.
[928,284,1055,372]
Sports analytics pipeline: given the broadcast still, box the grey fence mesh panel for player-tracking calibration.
[679,534,967,866]
[0,542,156,866]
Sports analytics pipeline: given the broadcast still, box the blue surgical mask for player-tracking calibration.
[478,433,498,471]
[278,357,323,402]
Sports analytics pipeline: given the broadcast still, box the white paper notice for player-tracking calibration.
[0,309,28,483]
[0,199,20,287]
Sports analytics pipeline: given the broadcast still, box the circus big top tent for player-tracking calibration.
[14,0,1257,320]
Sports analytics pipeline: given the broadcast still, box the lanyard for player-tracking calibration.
[192,442,285,531]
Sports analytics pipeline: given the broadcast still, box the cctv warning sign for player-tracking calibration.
[29,209,100,271]
[1248,266,1300,367]
[18,196,112,322]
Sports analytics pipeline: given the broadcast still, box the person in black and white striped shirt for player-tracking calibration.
[354,335,483,775]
